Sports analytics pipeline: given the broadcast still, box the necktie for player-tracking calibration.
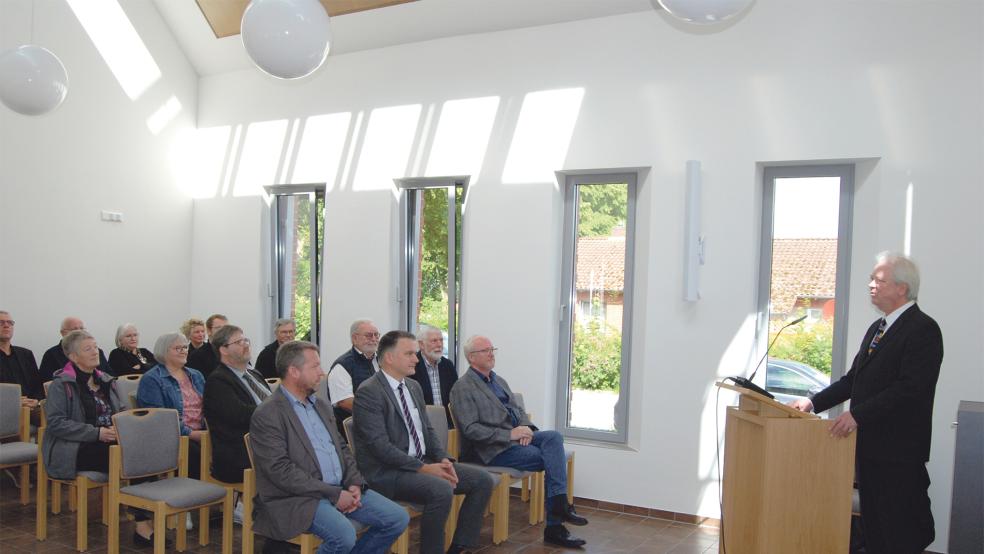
[242,372,269,404]
[867,318,887,355]
[397,383,424,459]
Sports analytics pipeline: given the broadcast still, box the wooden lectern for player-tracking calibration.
[717,381,856,554]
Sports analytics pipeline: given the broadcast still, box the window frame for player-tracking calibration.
[757,165,855,390]
[556,171,639,444]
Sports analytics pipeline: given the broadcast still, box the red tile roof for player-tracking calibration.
[575,236,625,291]
[770,238,838,315]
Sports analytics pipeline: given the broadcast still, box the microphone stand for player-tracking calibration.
[728,315,808,400]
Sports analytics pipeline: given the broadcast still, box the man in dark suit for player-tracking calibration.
[791,252,943,554]
[409,325,459,427]
[38,316,111,380]
[352,331,493,554]
[250,340,408,553]
[203,324,271,485]
[0,311,44,418]
[187,313,227,378]
[254,318,296,379]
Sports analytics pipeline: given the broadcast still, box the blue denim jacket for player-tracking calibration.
[136,364,206,436]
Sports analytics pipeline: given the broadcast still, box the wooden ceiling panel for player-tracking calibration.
[196,0,418,39]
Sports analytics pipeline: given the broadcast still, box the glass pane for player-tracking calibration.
[415,188,450,339]
[277,194,315,342]
[766,177,840,399]
[567,183,628,432]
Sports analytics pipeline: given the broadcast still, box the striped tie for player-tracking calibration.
[867,318,887,355]
[398,383,424,459]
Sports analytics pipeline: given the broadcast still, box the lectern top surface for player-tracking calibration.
[715,381,819,419]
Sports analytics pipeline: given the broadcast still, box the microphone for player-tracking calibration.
[729,314,808,399]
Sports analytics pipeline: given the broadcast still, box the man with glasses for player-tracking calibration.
[0,311,44,412]
[450,335,589,548]
[203,324,271,487]
[409,325,459,428]
[255,318,296,380]
[326,319,381,431]
[39,316,111,380]
[187,313,227,378]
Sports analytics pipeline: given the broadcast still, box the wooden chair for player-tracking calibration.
[35,400,111,552]
[200,428,246,518]
[114,374,142,410]
[424,405,470,551]
[107,408,233,554]
[0,383,37,505]
[512,393,575,504]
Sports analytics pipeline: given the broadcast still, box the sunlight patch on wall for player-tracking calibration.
[291,112,353,190]
[426,96,500,177]
[169,126,231,198]
[146,96,182,135]
[904,181,914,256]
[502,88,584,184]
[352,104,421,192]
[233,120,289,197]
[66,0,161,100]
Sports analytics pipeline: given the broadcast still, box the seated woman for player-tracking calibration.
[136,332,206,479]
[180,318,207,356]
[42,330,158,546]
[108,323,157,375]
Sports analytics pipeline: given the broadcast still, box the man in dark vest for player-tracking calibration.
[326,319,380,430]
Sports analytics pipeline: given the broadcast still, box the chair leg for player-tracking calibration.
[390,527,409,554]
[299,534,316,554]
[19,464,30,505]
[538,472,547,523]
[154,508,167,554]
[567,453,575,504]
[176,510,188,552]
[68,483,77,512]
[101,488,109,525]
[491,476,510,545]
[52,480,62,514]
[521,475,530,502]
[107,493,120,554]
[444,494,462,551]
[35,467,48,540]
[199,507,210,547]
[222,490,234,554]
[529,474,540,525]
[77,477,89,552]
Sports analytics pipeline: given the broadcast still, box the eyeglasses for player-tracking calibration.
[173,345,190,353]
[225,337,251,347]
[357,332,380,340]
[471,347,498,356]
[0,320,14,327]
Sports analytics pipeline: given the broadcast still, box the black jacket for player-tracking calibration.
[254,341,280,380]
[39,343,110,381]
[409,352,459,427]
[187,342,219,378]
[203,364,271,483]
[0,345,44,400]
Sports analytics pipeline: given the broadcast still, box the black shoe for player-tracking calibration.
[550,494,588,526]
[447,545,474,554]
[263,538,295,553]
[544,524,586,548]
[132,530,173,548]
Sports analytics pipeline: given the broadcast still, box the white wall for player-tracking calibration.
[0,0,198,356]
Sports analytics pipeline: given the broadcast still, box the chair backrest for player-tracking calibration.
[264,378,281,392]
[128,393,139,409]
[0,383,21,438]
[114,374,142,410]
[342,417,355,454]
[243,433,254,468]
[43,380,52,396]
[425,405,450,451]
[113,408,180,479]
[316,376,330,405]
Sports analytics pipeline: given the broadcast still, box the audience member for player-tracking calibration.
[137,333,206,479]
[353,330,493,554]
[187,313,227,378]
[108,323,157,375]
[39,317,111,380]
[0,310,44,407]
[450,335,588,548]
[327,320,380,427]
[181,318,207,355]
[250,340,409,554]
[254,318,296,380]
[409,325,459,427]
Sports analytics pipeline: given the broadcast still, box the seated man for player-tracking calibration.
[38,316,111,380]
[187,313,227,378]
[352,330,493,554]
[408,325,459,427]
[254,318,296,380]
[203,324,270,485]
[0,311,43,421]
[450,335,588,548]
[326,319,381,431]
[251,340,408,554]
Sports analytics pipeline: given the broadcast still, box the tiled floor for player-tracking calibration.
[0,472,719,553]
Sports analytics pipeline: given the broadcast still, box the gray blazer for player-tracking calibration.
[250,388,365,540]
[352,370,451,498]
[448,369,533,464]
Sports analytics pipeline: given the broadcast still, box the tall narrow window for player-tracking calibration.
[758,166,854,404]
[398,178,465,364]
[268,184,325,345]
[557,172,637,444]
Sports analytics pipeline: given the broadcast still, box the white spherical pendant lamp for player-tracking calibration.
[655,0,753,25]
[0,45,68,116]
[241,0,332,80]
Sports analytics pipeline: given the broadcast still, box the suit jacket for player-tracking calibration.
[811,304,943,463]
[352,370,451,498]
[0,345,44,400]
[203,363,271,483]
[187,343,219,378]
[448,368,534,464]
[250,388,364,540]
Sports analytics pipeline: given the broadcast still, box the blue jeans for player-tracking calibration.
[307,490,409,554]
[489,430,568,525]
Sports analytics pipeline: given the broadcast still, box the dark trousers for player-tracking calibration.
[390,463,494,554]
[857,458,935,554]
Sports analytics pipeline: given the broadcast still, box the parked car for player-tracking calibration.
[765,359,830,405]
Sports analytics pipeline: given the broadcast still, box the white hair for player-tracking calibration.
[417,324,442,341]
[115,323,138,348]
[876,251,920,300]
[349,319,375,336]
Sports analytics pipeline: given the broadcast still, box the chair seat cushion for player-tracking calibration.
[0,441,37,465]
[53,471,109,485]
[121,477,227,509]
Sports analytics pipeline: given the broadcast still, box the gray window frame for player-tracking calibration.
[757,165,855,392]
[556,171,639,444]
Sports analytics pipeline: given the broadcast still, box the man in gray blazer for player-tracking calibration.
[449,335,588,549]
[250,341,409,554]
[353,330,494,554]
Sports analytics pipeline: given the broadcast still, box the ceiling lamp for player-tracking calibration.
[654,0,753,25]
[241,0,332,79]
[0,45,68,116]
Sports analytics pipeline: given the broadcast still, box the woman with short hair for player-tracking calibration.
[180,318,207,355]
[108,323,156,375]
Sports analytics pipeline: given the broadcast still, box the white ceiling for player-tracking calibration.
[151,0,655,77]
